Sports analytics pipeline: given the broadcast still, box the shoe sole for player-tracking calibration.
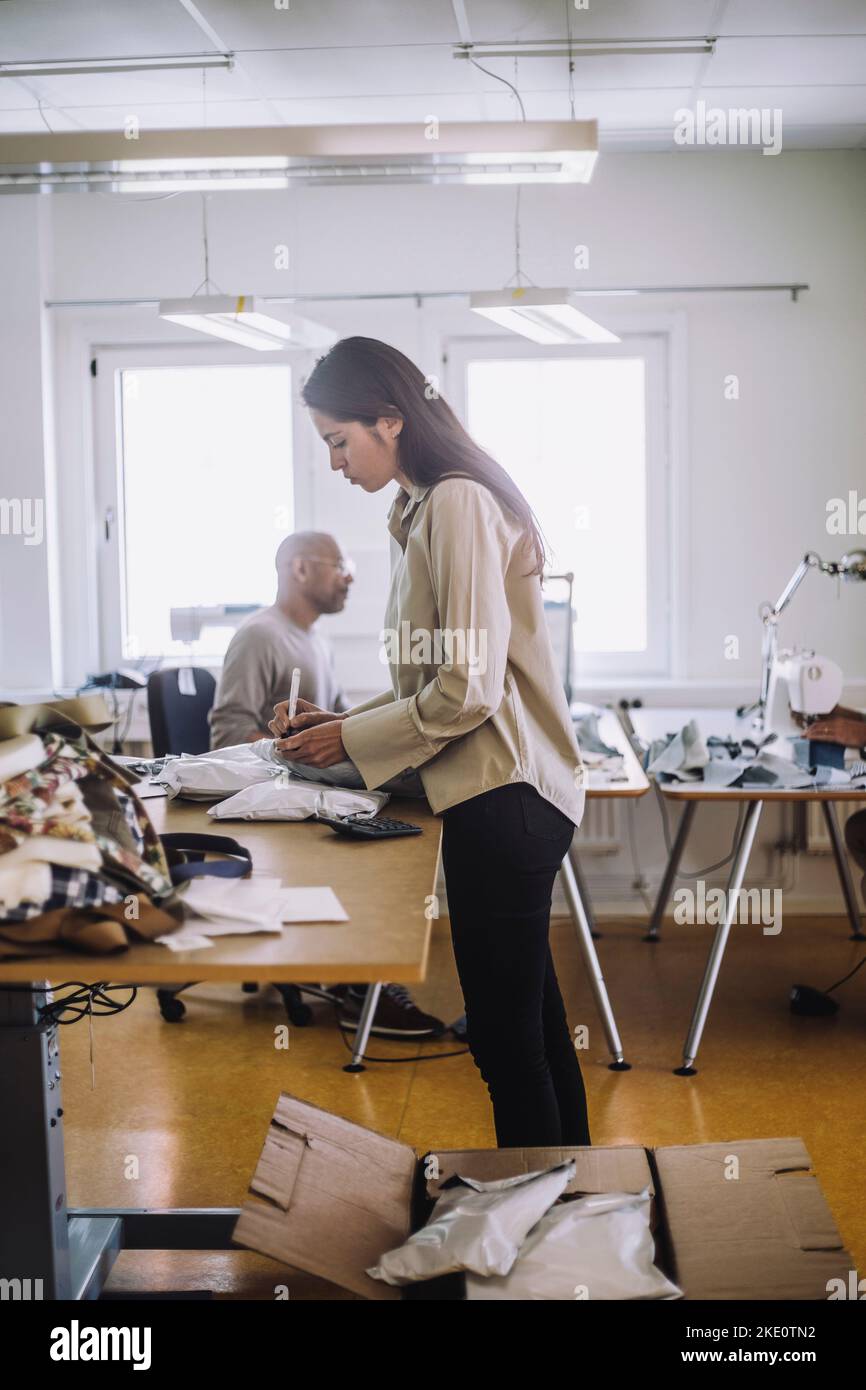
[338,1017,442,1039]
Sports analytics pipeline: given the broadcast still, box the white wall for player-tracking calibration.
[39,149,866,701]
[2,149,864,911]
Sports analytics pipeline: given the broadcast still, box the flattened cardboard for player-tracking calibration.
[232,1093,416,1300]
[234,1094,853,1301]
[651,1137,851,1301]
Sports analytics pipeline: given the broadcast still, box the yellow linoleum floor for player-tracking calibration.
[56,912,866,1298]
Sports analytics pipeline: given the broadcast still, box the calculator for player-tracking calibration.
[315,813,422,839]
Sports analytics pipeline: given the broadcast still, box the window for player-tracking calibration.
[95,351,294,664]
[449,334,671,678]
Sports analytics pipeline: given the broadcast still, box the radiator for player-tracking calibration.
[575,798,621,855]
[805,799,866,853]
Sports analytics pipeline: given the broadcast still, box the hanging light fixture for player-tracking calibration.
[157,195,334,350]
[470,288,620,344]
[467,37,616,346]
[158,295,334,350]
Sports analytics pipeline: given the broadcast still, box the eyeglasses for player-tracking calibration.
[307,555,356,578]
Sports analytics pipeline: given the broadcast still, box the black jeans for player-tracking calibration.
[441,781,591,1149]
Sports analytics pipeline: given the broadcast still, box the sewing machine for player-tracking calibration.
[738,549,866,732]
[763,647,844,737]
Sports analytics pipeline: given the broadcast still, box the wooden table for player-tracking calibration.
[622,706,864,1074]
[0,797,441,1301]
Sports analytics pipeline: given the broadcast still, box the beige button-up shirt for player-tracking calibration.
[340,476,586,824]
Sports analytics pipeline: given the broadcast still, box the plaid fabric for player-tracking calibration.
[2,864,127,922]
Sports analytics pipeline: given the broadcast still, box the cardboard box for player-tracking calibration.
[233,1094,852,1301]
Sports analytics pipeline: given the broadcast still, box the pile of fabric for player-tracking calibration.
[0,711,182,958]
[644,720,866,790]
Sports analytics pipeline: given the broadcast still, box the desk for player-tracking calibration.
[561,708,650,1071]
[0,797,440,1300]
[623,706,864,1074]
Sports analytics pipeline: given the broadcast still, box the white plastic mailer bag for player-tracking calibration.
[157,745,280,800]
[465,1187,683,1301]
[207,777,388,822]
[367,1161,575,1286]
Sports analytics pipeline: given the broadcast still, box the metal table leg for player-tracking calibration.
[646,799,698,941]
[821,801,865,940]
[677,799,764,1075]
[343,982,383,1073]
[559,848,629,1070]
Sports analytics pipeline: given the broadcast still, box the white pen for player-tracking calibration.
[287,667,301,727]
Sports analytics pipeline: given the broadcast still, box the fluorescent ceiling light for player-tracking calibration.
[470,289,620,345]
[0,121,598,193]
[158,296,334,351]
[455,37,714,59]
[0,53,233,77]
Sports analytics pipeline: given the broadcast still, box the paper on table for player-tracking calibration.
[277,886,349,923]
[183,876,285,925]
[157,930,218,952]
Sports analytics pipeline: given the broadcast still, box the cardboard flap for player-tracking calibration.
[234,1094,418,1301]
[426,1145,653,1201]
[0,695,115,740]
[652,1137,850,1300]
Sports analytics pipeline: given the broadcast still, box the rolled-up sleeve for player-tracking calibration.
[341,481,513,789]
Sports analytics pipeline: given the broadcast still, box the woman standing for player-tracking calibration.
[270,337,590,1148]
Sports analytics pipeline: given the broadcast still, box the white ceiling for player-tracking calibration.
[0,0,864,148]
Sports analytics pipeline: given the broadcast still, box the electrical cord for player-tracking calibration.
[652,780,746,878]
[0,981,138,1026]
[821,952,866,996]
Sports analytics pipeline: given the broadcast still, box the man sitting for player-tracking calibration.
[805,706,866,903]
[210,531,351,749]
[210,531,444,1041]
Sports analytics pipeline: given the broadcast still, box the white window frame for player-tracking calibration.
[92,342,312,671]
[446,321,684,681]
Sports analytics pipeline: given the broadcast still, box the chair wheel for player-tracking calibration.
[157,990,186,1022]
[274,985,313,1027]
[241,982,259,994]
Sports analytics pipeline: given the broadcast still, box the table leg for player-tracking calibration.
[677,799,764,1075]
[343,982,383,1073]
[821,802,865,941]
[646,800,698,941]
[0,981,73,1298]
[559,848,629,1069]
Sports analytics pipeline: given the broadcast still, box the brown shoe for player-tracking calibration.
[338,984,446,1039]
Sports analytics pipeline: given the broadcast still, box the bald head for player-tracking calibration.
[274,531,353,618]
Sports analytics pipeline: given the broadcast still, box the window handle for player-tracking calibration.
[104,505,115,541]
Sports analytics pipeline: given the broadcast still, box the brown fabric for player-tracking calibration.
[0,899,183,959]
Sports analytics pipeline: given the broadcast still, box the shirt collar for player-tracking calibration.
[388,479,430,547]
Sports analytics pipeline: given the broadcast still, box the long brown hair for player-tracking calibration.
[301,336,546,574]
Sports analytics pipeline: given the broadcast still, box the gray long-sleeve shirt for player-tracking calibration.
[209,606,347,750]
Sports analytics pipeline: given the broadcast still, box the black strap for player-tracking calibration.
[160,832,252,883]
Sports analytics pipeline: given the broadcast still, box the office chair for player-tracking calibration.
[145,666,313,1028]
[147,667,216,757]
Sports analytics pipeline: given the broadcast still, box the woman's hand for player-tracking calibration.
[268,697,345,737]
[274,717,347,767]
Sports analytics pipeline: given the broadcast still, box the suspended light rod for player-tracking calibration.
[44,284,810,310]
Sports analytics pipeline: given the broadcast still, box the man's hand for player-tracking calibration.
[268,696,345,738]
[805,712,866,748]
[274,717,347,767]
